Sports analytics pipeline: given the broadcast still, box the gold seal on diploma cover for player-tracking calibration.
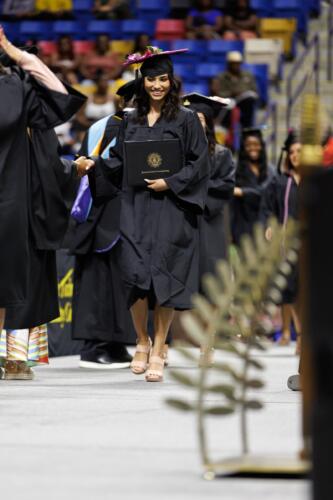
[147,152,162,169]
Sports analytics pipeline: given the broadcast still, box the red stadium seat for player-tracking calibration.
[38,41,57,56]
[155,19,186,41]
[73,40,94,55]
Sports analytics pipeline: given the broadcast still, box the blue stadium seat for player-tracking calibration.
[206,40,244,63]
[0,22,19,42]
[243,63,269,105]
[182,82,209,95]
[87,20,122,38]
[137,0,170,21]
[195,63,225,80]
[170,39,207,63]
[173,63,197,82]
[250,0,274,16]
[150,40,171,51]
[20,21,53,40]
[53,21,84,38]
[73,0,93,10]
[121,19,155,37]
[273,0,308,37]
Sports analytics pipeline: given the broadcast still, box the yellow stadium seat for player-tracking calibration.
[259,18,297,57]
[111,40,135,59]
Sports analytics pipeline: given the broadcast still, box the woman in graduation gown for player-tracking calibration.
[68,81,138,369]
[182,93,235,280]
[0,27,87,378]
[231,127,275,245]
[88,47,209,382]
[261,131,302,353]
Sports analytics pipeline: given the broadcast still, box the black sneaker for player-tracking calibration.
[79,344,132,370]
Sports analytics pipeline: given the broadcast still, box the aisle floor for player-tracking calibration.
[0,344,309,500]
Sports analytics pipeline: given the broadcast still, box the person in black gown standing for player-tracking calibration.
[68,81,139,369]
[231,127,275,245]
[87,47,209,382]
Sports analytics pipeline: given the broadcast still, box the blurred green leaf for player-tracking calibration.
[245,400,263,410]
[245,379,265,389]
[169,370,198,388]
[166,398,195,412]
[207,384,235,398]
[204,406,235,416]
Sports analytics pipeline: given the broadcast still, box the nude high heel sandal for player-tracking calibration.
[145,355,165,382]
[130,338,152,375]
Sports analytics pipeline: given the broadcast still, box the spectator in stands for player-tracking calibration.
[75,71,116,132]
[223,0,258,40]
[2,0,35,18]
[217,51,258,128]
[35,0,73,19]
[80,34,120,80]
[93,0,131,20]
[133,33,151,56]
[186,0,223,40]
[48,35,79,80]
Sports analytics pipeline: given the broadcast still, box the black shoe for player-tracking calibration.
[106,342,133,363]
[80,345,132,370]
[287,374,301,391]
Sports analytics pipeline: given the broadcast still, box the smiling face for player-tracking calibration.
[288,142,302,170]
[244,135,262,162]
[144,73,171,103]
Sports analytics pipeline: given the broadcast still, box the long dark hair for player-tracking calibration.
[237,133,268,184]
[134,75,181,124]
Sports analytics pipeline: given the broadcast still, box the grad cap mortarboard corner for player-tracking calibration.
[241,126,267,141]
[123,46,188,78]
[182,93,232,120]
[116,78,139,103]
[0,44,38,67]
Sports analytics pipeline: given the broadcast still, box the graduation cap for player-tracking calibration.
[123,46,188,77]
[0,44,38,67]
[241,126,267,141]
[116,78,139,103]
[182,93,230,121]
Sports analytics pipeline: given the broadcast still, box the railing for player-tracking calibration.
[328,1,333,81]
[259,101,278,166]
[286,33,320,128]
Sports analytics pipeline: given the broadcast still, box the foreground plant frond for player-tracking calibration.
[166,219,300,464]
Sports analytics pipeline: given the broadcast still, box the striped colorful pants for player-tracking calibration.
[0,325,49,366]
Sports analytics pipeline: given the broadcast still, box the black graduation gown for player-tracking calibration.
[231,163,275,245]
[0,66,85,327]
[68,114,136,343]
[261,172,299,304]
[90,107,209,310]
[199,145,235,283]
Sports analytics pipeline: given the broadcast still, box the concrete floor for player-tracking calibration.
[0,344,309,500]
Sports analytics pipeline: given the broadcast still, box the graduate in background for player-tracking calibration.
[68,80,138,369]
[261,130,302,354]
[231,127,275,246]
[0,27,88,379]
[182,93,235,281]
[88,47,209,382]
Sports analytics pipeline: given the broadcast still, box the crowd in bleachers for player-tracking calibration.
[0,0,321,154]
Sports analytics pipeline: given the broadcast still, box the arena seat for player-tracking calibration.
[111,40,134,58]
[73,0,93,20]
[20,21,53,40]
[170,39,207,63]
[38,40,57,56]
[250,0,274,16]
[122,19,154,37]
[87,20,122,38]
[245,38,283,81]
[150,40,171,51]
[195,63,225,80]
[259,18,297,58]
[137,0,170,21]
[73,40,94,55]
[53,21,84,37]
[173,63,197,82]
[155,19,186,41]
[206,40,244,63]
[273,0,308,39]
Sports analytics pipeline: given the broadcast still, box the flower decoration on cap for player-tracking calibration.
[124,45,188,67]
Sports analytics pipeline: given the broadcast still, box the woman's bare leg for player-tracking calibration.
[152,304,175,357]
[130,298,151,369]
[279,304,292,345]
[290,303,302,355]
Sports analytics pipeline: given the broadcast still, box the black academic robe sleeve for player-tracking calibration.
[260,173,279,225]
[204,146,235,218]
[165,111,209,213]
[241,164,276,208]
[23,72,86,130]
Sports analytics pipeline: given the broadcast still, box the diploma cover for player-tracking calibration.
[124,139,183,187]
